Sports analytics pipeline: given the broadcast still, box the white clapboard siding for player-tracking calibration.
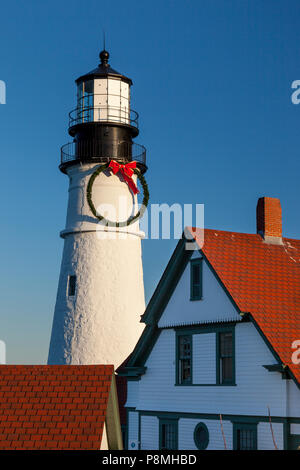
[140,416,159,450]
[125,381,139,408]
[128,411,139,450]
[179,418,232,450]
[291,423,300,434]
[193,333,216,384]
[136,323,287,416]
[288,380,300,417]
[257,422,284,450]
[158,258,241,328]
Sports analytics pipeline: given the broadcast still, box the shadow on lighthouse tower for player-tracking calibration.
[48,49,147,366]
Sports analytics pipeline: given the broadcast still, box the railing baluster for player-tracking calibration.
[68,95,139,129]
[61,136,146,167]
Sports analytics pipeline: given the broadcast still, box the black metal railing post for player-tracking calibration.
[68,93,139,130]
[61,140,146,167]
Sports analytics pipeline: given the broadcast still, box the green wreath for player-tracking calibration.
[86,162,149,227]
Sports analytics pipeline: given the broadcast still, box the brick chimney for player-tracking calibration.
[256,197,283,245]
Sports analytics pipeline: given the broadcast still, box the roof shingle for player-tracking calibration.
[0,364,114,450]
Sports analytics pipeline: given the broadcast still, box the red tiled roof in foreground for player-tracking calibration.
[0,364,114,450]
[188,228,300,384]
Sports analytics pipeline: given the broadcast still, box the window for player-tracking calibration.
[77,80,94,123]
[159,420,178,450]
[218,331,234,384]
[68,275,76,297]
[234,423,257,450]
[194,423,209,450]
[190,259,202,300]
[178,335,192,384]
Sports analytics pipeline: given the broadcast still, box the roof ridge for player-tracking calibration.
[188,226,300,243]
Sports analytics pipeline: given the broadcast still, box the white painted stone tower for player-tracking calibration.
[48,49,146,366]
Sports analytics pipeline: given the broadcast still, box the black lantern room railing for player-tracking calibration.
[69,106,139,129]
[60,140,147,173]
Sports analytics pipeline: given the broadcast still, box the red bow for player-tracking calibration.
[108,160,139,195]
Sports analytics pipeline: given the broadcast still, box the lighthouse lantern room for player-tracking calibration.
[61,49,146,173]
[48,49,147,366]
[75,50,131,126]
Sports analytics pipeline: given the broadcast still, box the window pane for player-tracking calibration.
[222,357,233,382]
[238,429,255,450]
[219,332,233,384]
[192,285,201,299]
[179,336,191,358]
[191,260,202,300]
[179,336,192,384]
[182,359,191,381]
[192,264,200,285]
[220,332,232,356]
[194,423,209,450]
[161,423,176,450]
[68,275,76,297]
[84,80,94,94]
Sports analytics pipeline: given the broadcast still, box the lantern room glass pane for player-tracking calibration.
[77,80,94,123]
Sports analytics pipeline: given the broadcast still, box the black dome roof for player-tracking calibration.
[75,50,133,85]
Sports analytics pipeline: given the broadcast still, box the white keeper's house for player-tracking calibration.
[119,197,300,450]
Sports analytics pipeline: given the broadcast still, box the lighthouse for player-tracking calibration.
[48,49,146,366]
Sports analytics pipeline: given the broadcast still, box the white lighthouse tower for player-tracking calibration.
[48,49,146,366]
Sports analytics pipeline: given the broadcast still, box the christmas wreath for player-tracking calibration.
[86,160,149,227]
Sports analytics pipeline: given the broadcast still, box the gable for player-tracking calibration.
[133,323,287,416]
[158,256,241,328]
[121,233,300,390]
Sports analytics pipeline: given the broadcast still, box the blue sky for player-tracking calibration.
[1,0,300,363]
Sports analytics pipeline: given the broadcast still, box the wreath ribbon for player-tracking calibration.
[108,160,139,195]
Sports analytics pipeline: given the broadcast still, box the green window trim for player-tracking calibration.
[175,325,236,386]
[190,258,203,300]
[233,422,258,450]
[159,418,178,450]
[216,328,236,385]
[134,410,298,449]
[176,334,192,385]
[194,422,209,450]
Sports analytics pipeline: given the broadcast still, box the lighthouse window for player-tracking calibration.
[77,81,94,124]
[68,275,76,297]
[84,80,94,94]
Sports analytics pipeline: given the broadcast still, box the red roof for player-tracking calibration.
[0,364,114,450]
[188,228,300,384]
